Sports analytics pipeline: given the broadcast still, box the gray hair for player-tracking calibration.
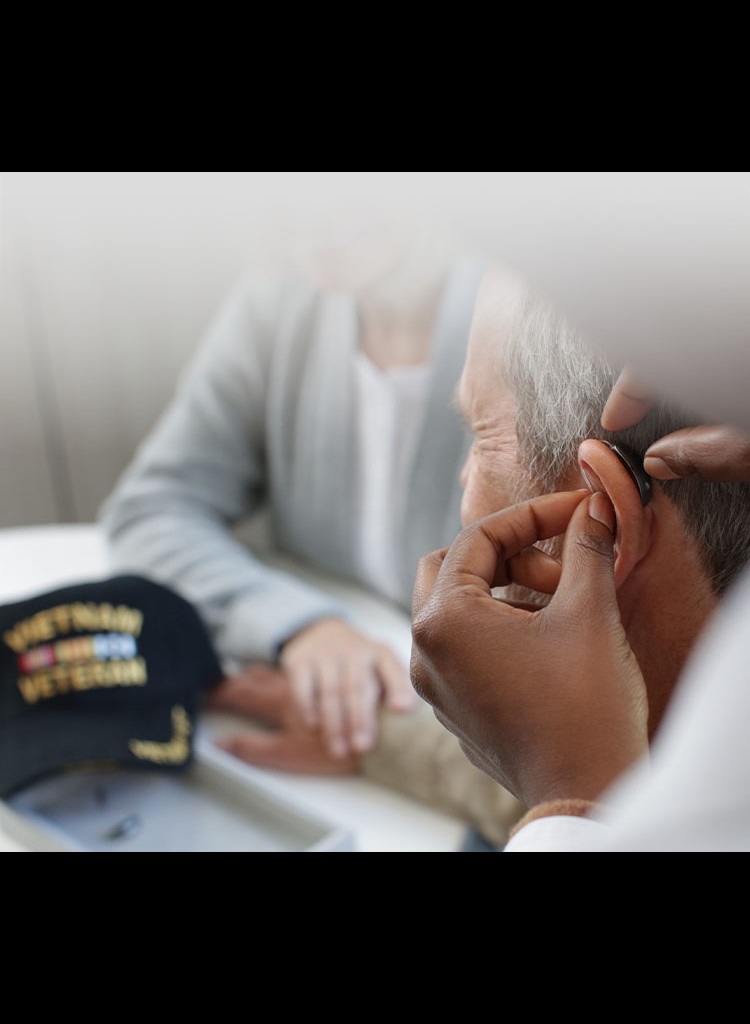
[502,289,750,595]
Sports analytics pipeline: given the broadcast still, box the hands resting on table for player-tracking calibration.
[205,632,527,848]
[207,661,362,774]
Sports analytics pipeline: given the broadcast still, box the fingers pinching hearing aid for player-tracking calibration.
[606,441,653,506]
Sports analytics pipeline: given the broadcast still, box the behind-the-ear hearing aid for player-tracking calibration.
[607,442,652,506]
[581,441,653,506]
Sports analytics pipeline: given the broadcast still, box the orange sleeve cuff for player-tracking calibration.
[509,799,603,839]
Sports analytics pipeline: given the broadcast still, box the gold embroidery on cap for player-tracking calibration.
[5,602,148,703]
[3,602,143,652]
[128,705,192,765]
[17,657,148,704]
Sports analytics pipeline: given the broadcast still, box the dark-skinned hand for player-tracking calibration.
[603,367,750,482]
[410,489,649,810]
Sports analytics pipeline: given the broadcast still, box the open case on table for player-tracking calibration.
[0,740,355,852]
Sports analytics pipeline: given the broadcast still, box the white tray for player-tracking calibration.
[0,742,354,853]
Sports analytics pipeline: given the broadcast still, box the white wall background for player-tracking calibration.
[0,174,318,525]
[0,172,492,527]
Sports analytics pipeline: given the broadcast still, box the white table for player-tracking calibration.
[0,525,467,852]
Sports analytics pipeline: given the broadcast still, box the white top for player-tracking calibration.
[353,350,431,605]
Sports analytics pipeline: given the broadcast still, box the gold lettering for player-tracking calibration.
[38,673,57,700]
[69,662,96,689]
[3,602,146,654]
[3,626,26,653]
[15,658,148,703]
[34,611,55,643]
[70,604,96,633]
[17,676,40,703]
[50,605,73,634]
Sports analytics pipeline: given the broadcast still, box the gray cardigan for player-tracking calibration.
[99,256,486,667]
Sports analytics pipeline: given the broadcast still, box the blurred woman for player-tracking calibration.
[99,209,523,849]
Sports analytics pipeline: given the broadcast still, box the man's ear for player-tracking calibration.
[577,439,654,587]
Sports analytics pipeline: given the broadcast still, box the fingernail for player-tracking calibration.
[579,459,604,495]
[589,492,615,533]
[352,730,374,752]
[644,455,679,480]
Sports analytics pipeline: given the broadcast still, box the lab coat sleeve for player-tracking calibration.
[503,815,610,852]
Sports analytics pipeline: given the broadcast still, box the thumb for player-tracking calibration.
[601,366,656,431]
[644,425,750,482]
[550,492,619,620]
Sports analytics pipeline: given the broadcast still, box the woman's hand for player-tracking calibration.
[279,618,415,759]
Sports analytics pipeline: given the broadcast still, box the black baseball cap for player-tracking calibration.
[0,575,223,798]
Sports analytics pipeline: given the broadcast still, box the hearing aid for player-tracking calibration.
[608,442,653,506]
[581,441,653,507]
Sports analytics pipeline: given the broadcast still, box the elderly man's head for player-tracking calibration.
[457,263,750,736]
[460,263,750,595]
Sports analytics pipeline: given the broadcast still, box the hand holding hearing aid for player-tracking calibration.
[411,490,649,809]
[603,368,750,483]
